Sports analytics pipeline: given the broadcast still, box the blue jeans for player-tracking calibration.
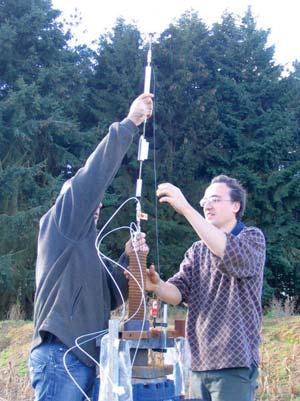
[189,366,259,401]
[29,341,96,401]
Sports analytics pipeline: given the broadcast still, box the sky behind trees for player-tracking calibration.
[52,0,300,68]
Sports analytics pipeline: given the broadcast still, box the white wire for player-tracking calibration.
[64,329,129,400]
[96,225,146,321]
[97,245,147,367]
[96,225,148,367]
[96,197,141,246]
[95,197,148,366]
[95,197,147,324]
[74,330,120,396]
[62,196,149,398]
[96,226,146,322]
[96,225,133,322]
[63,330,107,401]
[94,197,144,319]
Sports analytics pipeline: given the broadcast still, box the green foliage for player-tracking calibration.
[0,3,299,317]
[0,0,68,91]
[0,0,96,318]
[83,18,144,130]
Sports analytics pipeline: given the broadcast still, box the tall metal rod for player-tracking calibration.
[135,35,153,232]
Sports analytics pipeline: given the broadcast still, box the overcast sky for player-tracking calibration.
[52,0,300,68]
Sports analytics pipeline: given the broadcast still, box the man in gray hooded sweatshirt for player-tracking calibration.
[29,93,153,401]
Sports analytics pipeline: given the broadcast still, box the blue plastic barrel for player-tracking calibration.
[133,379,175,400]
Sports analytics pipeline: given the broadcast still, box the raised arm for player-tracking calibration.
[53,94,153,240]
[156,183,227,257]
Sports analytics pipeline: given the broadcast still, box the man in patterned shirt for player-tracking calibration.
[146,175,266,401]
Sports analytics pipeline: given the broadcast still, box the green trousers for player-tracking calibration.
[188,365,259,401]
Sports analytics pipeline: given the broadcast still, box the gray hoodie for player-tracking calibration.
[32,118,138,367]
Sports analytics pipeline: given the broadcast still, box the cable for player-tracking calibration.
[96,227,144,322]
[63,330,107,401]
[96,196,141,243]
[62,35,161,396]
[94,196,148,366]
[96,224,147,366]
[96,225,133,322]
[64,225,146,400]
[95,197,146,323]
[152,66,161,277]
[62,198,145,399]
[62,193,158,396]
[65,328,126,401]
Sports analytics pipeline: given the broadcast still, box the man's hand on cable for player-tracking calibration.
[127,93,154,126]
[125,232,149,256]
[156,183,191,215]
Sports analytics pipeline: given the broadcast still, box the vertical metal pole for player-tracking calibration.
[161,303,168,350]
[135,35,153,230]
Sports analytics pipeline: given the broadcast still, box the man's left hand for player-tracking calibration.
[157,183,191,215]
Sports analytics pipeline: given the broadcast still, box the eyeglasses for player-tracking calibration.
[199,196,233,208]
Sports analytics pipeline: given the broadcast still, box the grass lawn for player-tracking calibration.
[0,315,299,401]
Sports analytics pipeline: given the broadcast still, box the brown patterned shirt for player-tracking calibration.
[168,226,266,371]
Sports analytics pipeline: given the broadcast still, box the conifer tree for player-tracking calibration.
[0,0,94,317]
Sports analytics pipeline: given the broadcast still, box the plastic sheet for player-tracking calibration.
[98,335,133,401]
[96,326,196,401]
[164,337,192,397]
